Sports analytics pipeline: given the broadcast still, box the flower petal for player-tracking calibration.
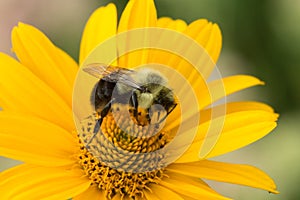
[73,186,105,200]
[167,76,263,130]
[207,122,277,158]
[0,164,91,200]
[142,22,222,117]
[118,0,157,68]
[159,171,231,200]
[165,19,222,80]
[147,17,187,65]
[146,20,220,88]
[118,0,157,32]
[0,53,74,131]
[157,17,172,27]
[0,112,77,167]
[145,184,184,200]
[200,75,265,109]
[199,101,275,124]
[111,194,142,200]
[175,102,278,162]
[79,3,117,65]
[12,23,78,106]
[157,17,187,31]
[167,160,279,194]
[184,20,222,74]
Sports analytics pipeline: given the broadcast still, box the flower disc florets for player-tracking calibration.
[78,107,172,199]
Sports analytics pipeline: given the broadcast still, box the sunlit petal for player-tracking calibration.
[118,0,157,68]
[0,164,91,200]
[79,3,117,65]
[0,112,77,166]
[160,171,231,200]
[167,160,279,194]
[175,102,278,162]
[145,184,184,200]
[0,53,74,131]
[73,186,105,200]
[12,23,77,106]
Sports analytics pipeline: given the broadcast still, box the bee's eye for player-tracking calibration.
[142,87,149,93]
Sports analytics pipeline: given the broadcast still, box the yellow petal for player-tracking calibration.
[118,0,157,68]
[73,186,105,200]
[147,17,187,65]
[200,75,265,109]
[118,0,156,32]
[157,17,187,31]
[141,21,222,116]
[0,112,77,167]
[144,190,161,200]
[175,102,278,162]
[166,101,273,142]
[11,23,78,106]
[157,17,172,28]
[79,3,117,65]
[166,20,222,80]
[167,160,279,194]
[144,21,213,82]
[183,20,222,73]
[139,62,261,125]
[0,53,74,131]
[159,171,231,200]
[0,164,91,200]
[199,101,275,124]
[205,23,222,64]
[111,193,139,200]
[145,184,184,200]
[207,121,277,158]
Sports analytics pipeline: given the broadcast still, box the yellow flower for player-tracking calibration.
[0,0,278,199]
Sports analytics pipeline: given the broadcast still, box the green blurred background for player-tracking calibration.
[0,0,299,199]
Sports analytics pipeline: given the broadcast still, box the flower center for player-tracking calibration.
[78,106,172,199]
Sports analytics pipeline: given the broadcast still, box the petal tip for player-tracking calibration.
[260,80,266,85]
[106,2,117,9]
[270,190,280,194]
[17,22,26,28]
[274,113,280,121]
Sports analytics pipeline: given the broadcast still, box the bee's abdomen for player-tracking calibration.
[93,79,116,110]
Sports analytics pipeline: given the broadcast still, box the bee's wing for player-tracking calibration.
[83,63,142,90]
[117,74,142,90]
[82,63,125,79]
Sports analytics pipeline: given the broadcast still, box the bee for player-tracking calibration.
[83,63,177,137]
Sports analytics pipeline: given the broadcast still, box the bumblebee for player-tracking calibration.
[83,63,177,136]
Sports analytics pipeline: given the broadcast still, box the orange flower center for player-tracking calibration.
[78,107,172,199]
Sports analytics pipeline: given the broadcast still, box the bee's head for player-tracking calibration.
[135,68,167,86]
[135,89,173,125]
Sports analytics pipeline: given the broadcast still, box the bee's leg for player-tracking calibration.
[146,107,151,124]
[157,103,177,124]
[87,99,114,145]
[130,91,139,123]
[94,101,112,133]
[93,118,103,135]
